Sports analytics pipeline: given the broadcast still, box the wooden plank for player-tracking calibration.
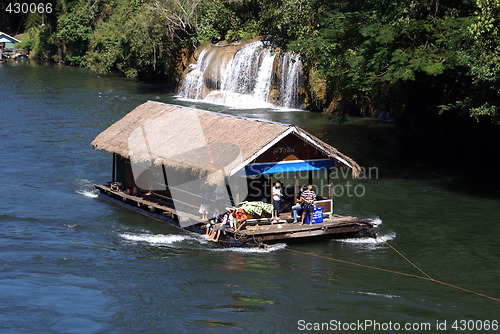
[96,184,205,223]
[94,184,176,214]
[257,225,363,241]
[237,217,370,237]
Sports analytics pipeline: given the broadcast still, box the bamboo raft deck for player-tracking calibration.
[94,184,375,246]
[93,184,203,230]
[235,215,374,243]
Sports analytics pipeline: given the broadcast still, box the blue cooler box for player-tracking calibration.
[304,206,323,224]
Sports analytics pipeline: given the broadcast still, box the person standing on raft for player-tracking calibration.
[272,181,283,222]
[300,184,316,225]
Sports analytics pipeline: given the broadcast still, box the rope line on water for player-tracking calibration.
[118,198,499,303]
[375,233,433,280]
[284,247,500,303]
[171,216,500,302]
[284,248,430,281]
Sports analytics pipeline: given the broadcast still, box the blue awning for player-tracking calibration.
[245,159,335,175]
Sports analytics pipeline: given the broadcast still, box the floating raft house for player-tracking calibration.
[92,101,374,245]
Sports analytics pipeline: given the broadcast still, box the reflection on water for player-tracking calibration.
[1,61,499,333]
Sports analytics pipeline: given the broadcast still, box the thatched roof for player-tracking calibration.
[91,101,361,184]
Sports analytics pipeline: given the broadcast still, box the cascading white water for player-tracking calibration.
[252,49,276,103]
[179,40,303,109]
[279,52,303,108]
[221,42,263,95]
[179,48,209,100]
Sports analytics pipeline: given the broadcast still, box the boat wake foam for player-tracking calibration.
[119,233,200,246]
[356,291,400,299]
[336,232,396,245]
[119,231,288,253]
[75,190,98,198]
[74,178,98,198]
[370,217,383,226]
[209,243,287,253]
[119,231,287,252]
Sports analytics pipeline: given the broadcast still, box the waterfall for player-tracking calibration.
[221,42,262,95]
[179,40,304,109]
[252,48,276,103]
[179,47,218,99]
[279,52,303,108]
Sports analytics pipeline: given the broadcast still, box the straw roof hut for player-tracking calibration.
[91,101,360,184]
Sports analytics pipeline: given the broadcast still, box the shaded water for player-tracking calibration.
[1,61,499,333]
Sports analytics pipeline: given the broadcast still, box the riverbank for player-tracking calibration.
[7,0,499,124]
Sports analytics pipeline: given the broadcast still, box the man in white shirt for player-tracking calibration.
[272,181,282,222]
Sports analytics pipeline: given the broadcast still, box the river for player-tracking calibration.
[1,61,499,333]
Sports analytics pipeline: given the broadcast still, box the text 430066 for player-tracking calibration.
[5,2,52,14]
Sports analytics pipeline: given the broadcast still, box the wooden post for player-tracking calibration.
[328,170,332,200]
[161,164,168,190]
[225,180,235,206]
[270,175,274,206]
[112,153,116,182]
[328,169,334,215]
[294,173,297,205]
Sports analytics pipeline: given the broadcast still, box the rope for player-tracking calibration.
[285,248,429,281]
[372,233,500,302]
[375,233,432,279]
[284,248,500,303]
[105,190,499,302]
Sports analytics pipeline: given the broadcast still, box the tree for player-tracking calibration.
[455,0,500,124]
[289,0,475,118]
[55,0,97,65]
[149,0,200,42]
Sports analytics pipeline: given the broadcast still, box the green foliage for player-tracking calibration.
[21,25,58,60]
[84,1,172,78]
[258,0,319,40]
[456,0,500,123]
[288,0,478,117]
[55,0,97,65]
[196,0,263,42]
[15,0,175,78]
[197,0,233,41]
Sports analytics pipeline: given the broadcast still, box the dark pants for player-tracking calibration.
[302,203,314,213]
[273,200,280,216]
